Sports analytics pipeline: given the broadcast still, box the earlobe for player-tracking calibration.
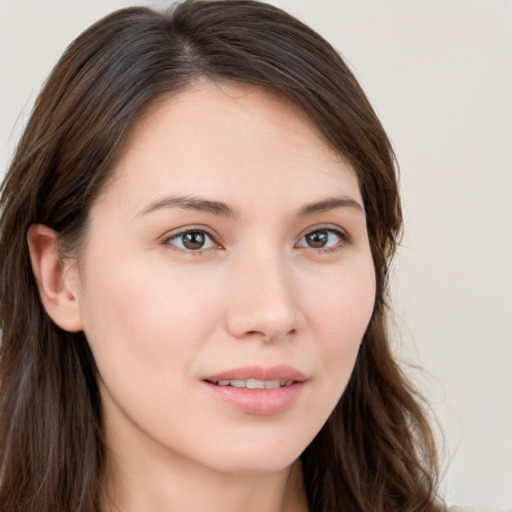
[27,224,83,332]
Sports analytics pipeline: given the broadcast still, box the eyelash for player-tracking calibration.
[162,227,220,256]
[296,226,351,253]
[162,226,350,255]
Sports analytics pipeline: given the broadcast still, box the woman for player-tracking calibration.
[0,1,473,511]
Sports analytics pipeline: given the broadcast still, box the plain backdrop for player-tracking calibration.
[1,0,511,508]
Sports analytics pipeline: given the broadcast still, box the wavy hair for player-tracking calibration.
[0,1,442,510]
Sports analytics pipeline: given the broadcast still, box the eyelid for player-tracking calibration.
[295,224,351,250]
[160,224,350,254]
[161,226,223,252]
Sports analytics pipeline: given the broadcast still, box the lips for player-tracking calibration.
[202,365,307,415]
[204,365,307,383]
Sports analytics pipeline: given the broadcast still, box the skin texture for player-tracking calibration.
[28,82,376,512]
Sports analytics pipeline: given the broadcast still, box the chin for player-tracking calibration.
[193,430,311,476]
[214,455,300,477]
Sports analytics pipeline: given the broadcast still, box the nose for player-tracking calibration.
[225,251,301,343]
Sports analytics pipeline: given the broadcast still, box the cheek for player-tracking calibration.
[305,261,375,394]
[308,257,375,333]
[78,258,224,385]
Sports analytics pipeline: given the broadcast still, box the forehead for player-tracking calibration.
[100,81,361,214]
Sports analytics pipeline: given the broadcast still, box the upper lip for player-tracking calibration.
[203,365,307,383]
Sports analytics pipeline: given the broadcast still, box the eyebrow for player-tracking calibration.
[137,194,364,219]
[298,196,365,217]
[137,195,239,218]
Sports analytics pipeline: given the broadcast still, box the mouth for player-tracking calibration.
[207,379,295,389]
[203,364,307,384]
[201,366,307,415]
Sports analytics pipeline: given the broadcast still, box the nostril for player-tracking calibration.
[243,328,297,342]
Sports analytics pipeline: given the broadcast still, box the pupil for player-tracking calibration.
[307,230,328,248]
[183,231,205,250]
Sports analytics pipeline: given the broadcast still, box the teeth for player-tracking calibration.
[214,379,293,388]
[247,379,265,389]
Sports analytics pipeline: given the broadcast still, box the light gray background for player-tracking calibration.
[1,0,511,508]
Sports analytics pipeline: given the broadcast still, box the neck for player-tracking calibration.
[103,455,308,512]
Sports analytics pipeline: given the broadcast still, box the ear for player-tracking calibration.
[27,224,83,332]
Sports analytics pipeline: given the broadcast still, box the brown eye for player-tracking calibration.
[297,228,348,250]
[306,230,329,248]
[166,230,216,251]
[183,231,206,250]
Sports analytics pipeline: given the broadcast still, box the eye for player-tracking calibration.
[164,229,218,252]
[296,227,349,251]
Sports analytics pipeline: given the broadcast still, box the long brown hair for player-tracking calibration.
[0,1,442,511]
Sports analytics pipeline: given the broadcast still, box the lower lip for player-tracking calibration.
[202,381,306,415]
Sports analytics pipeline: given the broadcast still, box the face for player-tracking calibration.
[73,82,376,476]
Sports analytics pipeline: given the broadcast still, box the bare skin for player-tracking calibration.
[28,81,375,512]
